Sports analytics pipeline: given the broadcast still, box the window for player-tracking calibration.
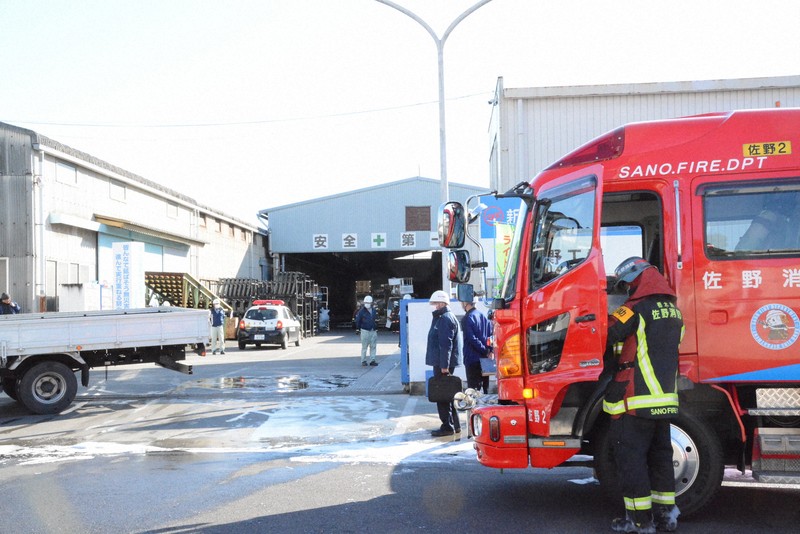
[109,179,127,202]
[246,308,277,321]
[703,181,800,259]
[0,258,7,295]
[601,225,644,276]
[167,202,179,218]
[56,161,78,186]
[529,178,596,287]
[405,206,431,231]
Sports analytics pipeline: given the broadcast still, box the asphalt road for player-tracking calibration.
[0,331,798,533]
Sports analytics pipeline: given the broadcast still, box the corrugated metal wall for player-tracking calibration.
[0,174,33,310]
[492,77,800,193]
[0,124,35,309]
[265,178,486,253]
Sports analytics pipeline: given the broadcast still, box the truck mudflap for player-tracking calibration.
[471,404,530,468]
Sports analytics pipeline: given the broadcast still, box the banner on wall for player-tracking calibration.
[112,242,145,309]
[494,223,515,282]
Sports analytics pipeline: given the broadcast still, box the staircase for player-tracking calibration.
[145,272,232,313]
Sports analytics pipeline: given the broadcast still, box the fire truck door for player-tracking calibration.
[692,176,800,381]
[522,168,608,394]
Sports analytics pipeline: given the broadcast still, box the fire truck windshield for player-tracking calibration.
[498,201,528,302]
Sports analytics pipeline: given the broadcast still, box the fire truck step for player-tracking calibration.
[748,408,800,416]
[752,472,800,484]
[752,428,800,477]
[755,388,800,409]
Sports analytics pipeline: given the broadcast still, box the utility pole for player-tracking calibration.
[375,0,493,295]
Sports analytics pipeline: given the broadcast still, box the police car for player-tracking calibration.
[237,300,302,350]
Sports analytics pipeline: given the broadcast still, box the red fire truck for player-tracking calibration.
[439,108,800,515]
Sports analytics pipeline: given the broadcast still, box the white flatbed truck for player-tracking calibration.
[0,307,209,414]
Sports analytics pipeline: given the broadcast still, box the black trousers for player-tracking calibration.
[610,415,675,513]
[434,366,460,431]
[466,362,489,393]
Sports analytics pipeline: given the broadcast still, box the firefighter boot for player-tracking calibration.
[654,505,680,532]
[611,510,656,534]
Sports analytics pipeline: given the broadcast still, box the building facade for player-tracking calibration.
[489,75,800,194]
[260,177,487,319]
[0,122,268,312]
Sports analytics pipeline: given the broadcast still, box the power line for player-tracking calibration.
[6,92,490,129]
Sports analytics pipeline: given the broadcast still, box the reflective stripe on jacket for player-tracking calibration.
[603,269,684,419]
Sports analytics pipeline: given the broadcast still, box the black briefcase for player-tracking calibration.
[427,374,463,403]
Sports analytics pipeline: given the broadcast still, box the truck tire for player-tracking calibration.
[238,341,246,350]
[2,376,19,401]
[17,362,78,415]
[594,412,724,517]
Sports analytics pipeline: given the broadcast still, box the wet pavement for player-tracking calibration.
[1,331,799,533]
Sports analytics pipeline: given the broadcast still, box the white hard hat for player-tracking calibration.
[212,298,221,305]
[428,290,450,304]
[402,294,411,300]
[363,295,373,303]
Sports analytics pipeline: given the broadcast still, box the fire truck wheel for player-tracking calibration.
[17,361,78,415]
[1,376,19,401]
[594,412,724,517]
[669,412,724,516]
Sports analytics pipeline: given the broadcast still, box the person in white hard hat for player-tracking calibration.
[354,295,378,366]
[209,298,227,355]
[425,289,463,436]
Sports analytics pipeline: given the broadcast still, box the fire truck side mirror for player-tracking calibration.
[448,250,471,283]
[438,202,466,249]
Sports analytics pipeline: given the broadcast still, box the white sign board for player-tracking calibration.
[112,241,145,309]
[406,300,492,385]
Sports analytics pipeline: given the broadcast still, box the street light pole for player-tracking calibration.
[375,0,493,295]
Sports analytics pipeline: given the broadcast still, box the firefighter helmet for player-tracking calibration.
[614,256,654,285]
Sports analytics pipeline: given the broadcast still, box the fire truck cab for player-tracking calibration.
[440,108,800,516]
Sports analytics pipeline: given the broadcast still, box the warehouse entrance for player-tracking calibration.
[282,250,441,328]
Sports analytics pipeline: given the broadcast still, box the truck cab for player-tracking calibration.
[440,108,800,516]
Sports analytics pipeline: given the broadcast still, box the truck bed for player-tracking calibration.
[0,307,209,357]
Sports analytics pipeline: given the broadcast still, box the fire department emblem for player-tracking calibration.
[750,304,799,350]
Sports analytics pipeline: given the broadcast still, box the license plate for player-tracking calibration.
[254,334,265,340]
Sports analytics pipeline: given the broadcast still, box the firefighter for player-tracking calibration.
[604,257,684,534]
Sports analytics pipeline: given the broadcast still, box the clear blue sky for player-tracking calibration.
[1,0,797,225]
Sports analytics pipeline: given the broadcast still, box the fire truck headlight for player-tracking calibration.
[471,413,483,438]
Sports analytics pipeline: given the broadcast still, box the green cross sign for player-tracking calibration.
[372,234,385,247]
